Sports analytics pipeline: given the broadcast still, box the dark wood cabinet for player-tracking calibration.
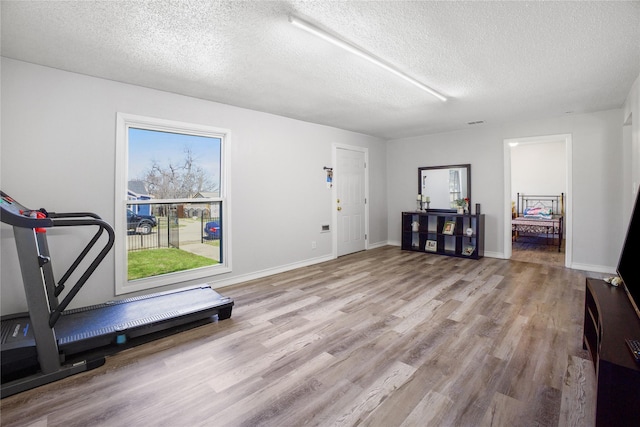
[401,211,484,259]
[583,278,640,426]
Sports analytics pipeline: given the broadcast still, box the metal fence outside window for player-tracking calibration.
[127,202,222,263]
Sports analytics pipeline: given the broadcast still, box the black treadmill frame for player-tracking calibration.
[0,191,233,398]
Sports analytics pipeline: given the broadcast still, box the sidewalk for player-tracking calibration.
[180,241,220,260]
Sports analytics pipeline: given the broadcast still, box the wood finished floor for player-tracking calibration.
[1,246,598,427]
[511,236,565,267]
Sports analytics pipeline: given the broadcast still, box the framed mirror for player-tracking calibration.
[418,164,471,212]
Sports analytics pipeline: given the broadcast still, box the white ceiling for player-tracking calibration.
[2,1,639,140]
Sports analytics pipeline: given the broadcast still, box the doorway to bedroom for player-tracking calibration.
[504,134,572,268]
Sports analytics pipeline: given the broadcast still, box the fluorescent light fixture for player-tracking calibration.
[288,15,447,102]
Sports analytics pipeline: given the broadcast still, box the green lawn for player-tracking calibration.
[128,248,218,281]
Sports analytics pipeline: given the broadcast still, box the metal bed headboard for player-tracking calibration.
[517,193,564,216]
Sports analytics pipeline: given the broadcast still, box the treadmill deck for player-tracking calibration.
[2,284,233,380]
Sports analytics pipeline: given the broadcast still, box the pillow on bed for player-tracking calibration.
[523,207,553,219]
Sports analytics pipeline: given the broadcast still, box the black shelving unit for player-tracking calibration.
[401,211,484,259]
[583,278,640,426]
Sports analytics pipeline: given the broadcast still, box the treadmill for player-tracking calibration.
[0,191,233,398]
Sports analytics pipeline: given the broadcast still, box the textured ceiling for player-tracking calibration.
[2,1,639,139]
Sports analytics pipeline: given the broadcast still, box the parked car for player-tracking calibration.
[203,221,221,240]
[127,208,157,235]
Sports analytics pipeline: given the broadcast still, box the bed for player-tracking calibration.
[512,193,564,252]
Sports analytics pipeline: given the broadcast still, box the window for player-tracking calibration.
[115,113,231,294]
[449,169,461,204]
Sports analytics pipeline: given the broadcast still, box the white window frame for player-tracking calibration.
[115,112,231,295]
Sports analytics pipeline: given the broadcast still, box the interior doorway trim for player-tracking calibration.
[332,143,369,258]
[503,134,573,268]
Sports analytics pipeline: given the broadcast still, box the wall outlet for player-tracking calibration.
[311,241,317,249]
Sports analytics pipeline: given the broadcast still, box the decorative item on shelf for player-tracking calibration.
[421,194,430,211]
[442,220,456,235]
[462,245,475,256]
[425,240,437,252]
[416,194,422,211]
[411,220,420,232]
[454,197,469,214]
[465,227,473,236]
[475,203,481,215]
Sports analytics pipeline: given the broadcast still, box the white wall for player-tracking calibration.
[3,57,637,314]
[623,73,640,217]
[387,126,508,258]
[0,58,388,313]
[386,108,625,272]
[510,140,566,205]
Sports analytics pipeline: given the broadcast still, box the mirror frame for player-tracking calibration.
[418,164,471,212]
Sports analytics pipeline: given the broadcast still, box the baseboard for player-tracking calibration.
[367,240,389,249]
[209,243,609,292]
[209,254,335,290]
[569,262,616,275]
[483,251,503,259]
[210,242,392,290]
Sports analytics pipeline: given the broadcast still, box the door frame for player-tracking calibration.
[332,143,369,258]
[503,133,572,267]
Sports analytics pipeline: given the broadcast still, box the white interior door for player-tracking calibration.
[336,147,366,256]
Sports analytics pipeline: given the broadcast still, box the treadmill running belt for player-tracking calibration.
[55,285,232,354]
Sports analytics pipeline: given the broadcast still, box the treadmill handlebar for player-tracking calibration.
[1,190,107,230]
[51,217,113,229]
[1,191,116,328]
[49,217,115,327]
[48,211,103,220]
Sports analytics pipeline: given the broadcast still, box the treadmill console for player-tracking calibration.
[0,191,52,230]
